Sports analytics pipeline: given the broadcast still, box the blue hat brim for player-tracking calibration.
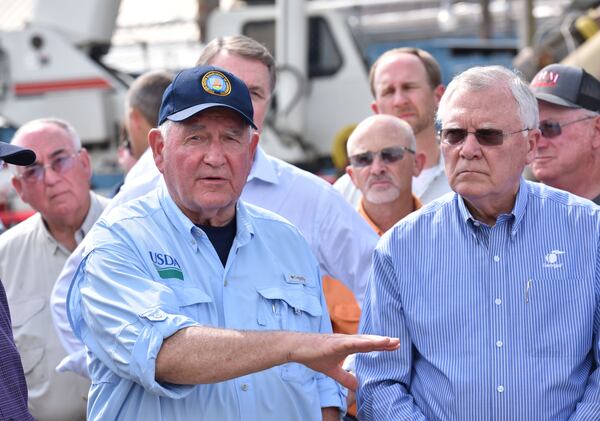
[166,103,258,130]
[0,143,36,166]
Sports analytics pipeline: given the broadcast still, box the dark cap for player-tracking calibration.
[530,64,600,111]
[0,142,35,166]
[158,65,257,129]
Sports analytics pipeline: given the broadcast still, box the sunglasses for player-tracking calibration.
[539,115,596,138]
[349,146,415,168]
[439,127,530,147]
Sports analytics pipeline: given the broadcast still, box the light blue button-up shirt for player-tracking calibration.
[67,183,345,421]
[357,178,600,420]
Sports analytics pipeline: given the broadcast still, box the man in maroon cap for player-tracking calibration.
[529,64,600,203]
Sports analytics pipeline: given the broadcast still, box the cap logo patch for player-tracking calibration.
[531,70,560,88]
[202,71,231,96]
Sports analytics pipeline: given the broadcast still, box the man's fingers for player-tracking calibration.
[326,366,358,391]
[345,335,400,353]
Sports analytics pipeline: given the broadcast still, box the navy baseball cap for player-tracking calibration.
[530,64,600,111]
[0,142,35,166]
[158,65,257,129]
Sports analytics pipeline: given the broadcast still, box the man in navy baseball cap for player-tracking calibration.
[67,61,398,421]
[529,64,600,203]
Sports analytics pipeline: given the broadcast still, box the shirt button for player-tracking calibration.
[473,221,480,227]
[493,255,500,262]
[224,279,228,287]
[497,385,505,393]
[241,383,248,391]
[494,298,502,305]
[496,340,503,348]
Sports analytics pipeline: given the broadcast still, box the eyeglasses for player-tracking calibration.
[539,115,596,138]
[349,146,415,167]
[439,127,530,147]
[17,151,80,184]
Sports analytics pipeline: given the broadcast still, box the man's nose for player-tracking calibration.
[459,133,483,159]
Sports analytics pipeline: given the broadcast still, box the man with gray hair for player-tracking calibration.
[356,66,600,420]
[0,118,109,420]
[67,65,398,421]
[529,64,600,202]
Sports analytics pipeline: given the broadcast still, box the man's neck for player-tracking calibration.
[415,125,440,170]
[362,193,416,233]
[44,196,91,252]
[45,215,86,252]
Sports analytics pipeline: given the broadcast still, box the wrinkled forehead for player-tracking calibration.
[440,86,519,126]
[350,122,412,154]
[14,123,76,156]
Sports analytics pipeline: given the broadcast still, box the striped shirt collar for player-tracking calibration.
[456,177,529,238]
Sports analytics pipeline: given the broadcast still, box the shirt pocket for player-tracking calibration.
[525,277,594,358]
[256,286,322,332]
[256,286,323,385]
[10,297,48,383]
[172,287,216,323]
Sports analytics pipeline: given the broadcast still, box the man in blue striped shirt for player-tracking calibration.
[357,65,600,420]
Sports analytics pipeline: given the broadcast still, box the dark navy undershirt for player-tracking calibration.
[197,217,237,267]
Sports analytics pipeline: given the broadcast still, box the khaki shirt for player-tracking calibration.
[0,191,108,421]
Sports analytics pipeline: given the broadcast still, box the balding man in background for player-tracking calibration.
[347,115,425,234]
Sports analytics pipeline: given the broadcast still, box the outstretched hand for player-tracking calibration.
[287,333,400,390]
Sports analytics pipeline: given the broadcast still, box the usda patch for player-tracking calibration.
[149,251,184,280]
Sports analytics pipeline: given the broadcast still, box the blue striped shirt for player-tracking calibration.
[356,178,600,420]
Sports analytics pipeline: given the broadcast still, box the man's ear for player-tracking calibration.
[413,152,427,177]
[148,128,166,173]
[249,131,259,161]
[371,101,379,115]
[524,128,540,165]
[346,165,358,187]
[433,84,445,107]
[591,114,600,149]
[78,148,92,181]
[11,175,22,197]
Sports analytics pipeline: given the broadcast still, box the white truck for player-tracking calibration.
[0,0,574,172]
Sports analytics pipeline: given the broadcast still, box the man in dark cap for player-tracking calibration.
[0,142,36,421]
[66,65,398,421]
[529,64,600,202]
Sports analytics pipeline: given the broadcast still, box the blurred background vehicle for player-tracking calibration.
[0,0,598,227]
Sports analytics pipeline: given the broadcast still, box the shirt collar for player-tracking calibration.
[158,182,198,246]
[77,192,102,242]
[247,146,279,185]
[457,177,529,238]
[158,182,255,248]
[233,201,255,248]
[358,194,423,237]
